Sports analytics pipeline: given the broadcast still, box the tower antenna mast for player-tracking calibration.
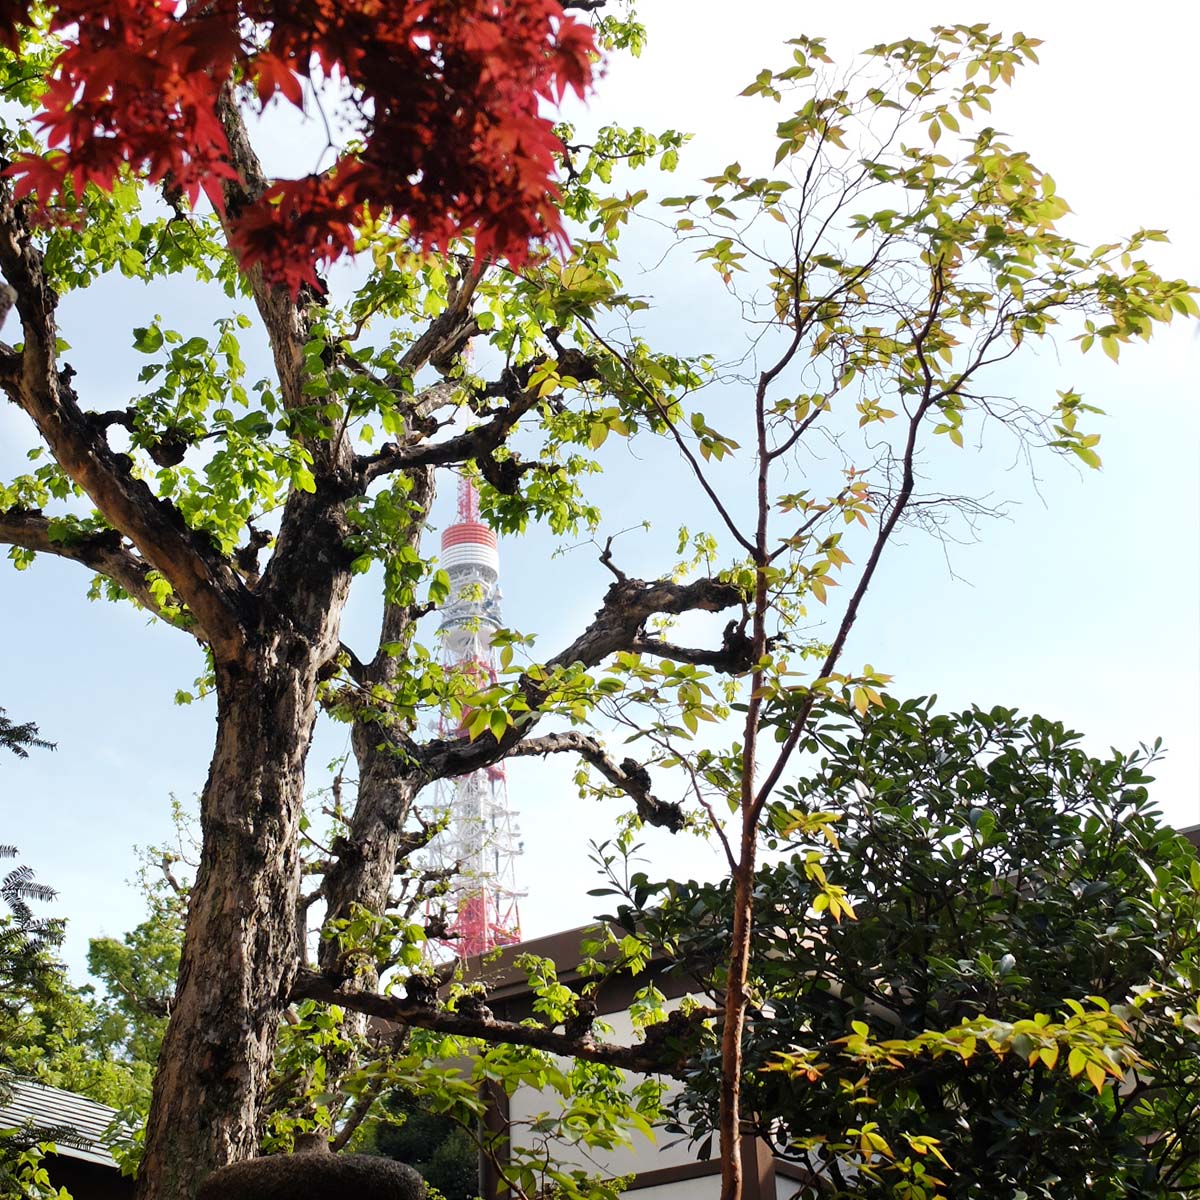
[427,476,523,958]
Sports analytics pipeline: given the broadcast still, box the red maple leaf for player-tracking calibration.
[6,0,597,295]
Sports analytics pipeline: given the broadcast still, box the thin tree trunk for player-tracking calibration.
[720,368,774,1200]
[318,734,419,986]
[719,832,758,1199]
[135,650,324,1200]
[318,467,433,987]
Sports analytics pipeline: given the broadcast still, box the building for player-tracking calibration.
[458,924,813,1200]
[0,1079,132,1200]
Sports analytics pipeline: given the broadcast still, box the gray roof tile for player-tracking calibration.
[0,1079,119,1167]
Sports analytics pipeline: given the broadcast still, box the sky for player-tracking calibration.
[1,1,1197,979]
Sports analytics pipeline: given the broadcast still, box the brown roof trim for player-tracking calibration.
[1180,825,1200,852]
[456,922,671,1000]
[481,1136,780,1197]
[622,1156,719,1189]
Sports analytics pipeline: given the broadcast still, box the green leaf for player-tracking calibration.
[133,325,164,354]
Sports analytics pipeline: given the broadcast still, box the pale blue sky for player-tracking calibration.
[1,1,1196,977]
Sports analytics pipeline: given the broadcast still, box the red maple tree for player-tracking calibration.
[2,0,594,292]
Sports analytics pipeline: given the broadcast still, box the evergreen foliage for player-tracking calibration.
[607,698,1200,1198]
[0,708,53,759]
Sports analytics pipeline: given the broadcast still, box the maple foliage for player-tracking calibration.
[3,0,595,293]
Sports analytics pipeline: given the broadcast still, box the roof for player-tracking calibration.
[0,1079,119,1167]
[457,923,622,1001]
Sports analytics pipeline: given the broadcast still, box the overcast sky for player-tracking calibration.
[2,1,1197,978]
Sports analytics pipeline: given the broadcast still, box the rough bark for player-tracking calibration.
[136,652,321,1200]
[318,469,434,986]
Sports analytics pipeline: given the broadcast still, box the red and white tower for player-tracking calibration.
[427,477,523,959]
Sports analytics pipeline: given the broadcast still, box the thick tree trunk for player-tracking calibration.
[135,648,325,1200]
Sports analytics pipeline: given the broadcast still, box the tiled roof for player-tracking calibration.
[0,1079,119,1167]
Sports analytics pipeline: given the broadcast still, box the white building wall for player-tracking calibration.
[632,1179,724,1200]
[506,995,708,1185]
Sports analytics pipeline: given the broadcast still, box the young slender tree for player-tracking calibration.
[565,29,1196,1197]
[0,10,1194,1200]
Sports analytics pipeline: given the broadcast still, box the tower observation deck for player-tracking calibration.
[426,477,523,959]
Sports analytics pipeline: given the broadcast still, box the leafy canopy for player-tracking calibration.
[2,0,595,293]
[605,698,1200,1199]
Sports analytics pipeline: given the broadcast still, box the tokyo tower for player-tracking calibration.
[426,476,523,959]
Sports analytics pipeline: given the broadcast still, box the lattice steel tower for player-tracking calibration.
[426,477,523,958]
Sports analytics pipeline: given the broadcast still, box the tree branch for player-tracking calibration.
[509,733,685,832]
[632,619,755,674]
[0,184,254,660]
[357,370,543,485]
[290,968,694,1077]
[390,266,482,382]
[359,348,599,485]
[0,508,203,635]
[418,572,743,782]
[214,90,314,419]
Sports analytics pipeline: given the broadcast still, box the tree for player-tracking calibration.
[0,715,64,1103]
[0,707,53,758]
[84,825,188,1117]
[0,722,150,1113]
[80,810,498,1195]
[605,697,1200,1198]
[0,859,70,1200]
[0,12,1194,1200]
[364,1090,480,1200]
[553,29,1195,1199]
[0,713,144,1197]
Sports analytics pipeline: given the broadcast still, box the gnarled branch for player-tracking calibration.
[418,572,743,783]
[358,376,542,485]
[290,968,694,1077]
[632,619,756,675]
[0,181,256,660]
[0,508,199,632]
[510,733,685,832]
